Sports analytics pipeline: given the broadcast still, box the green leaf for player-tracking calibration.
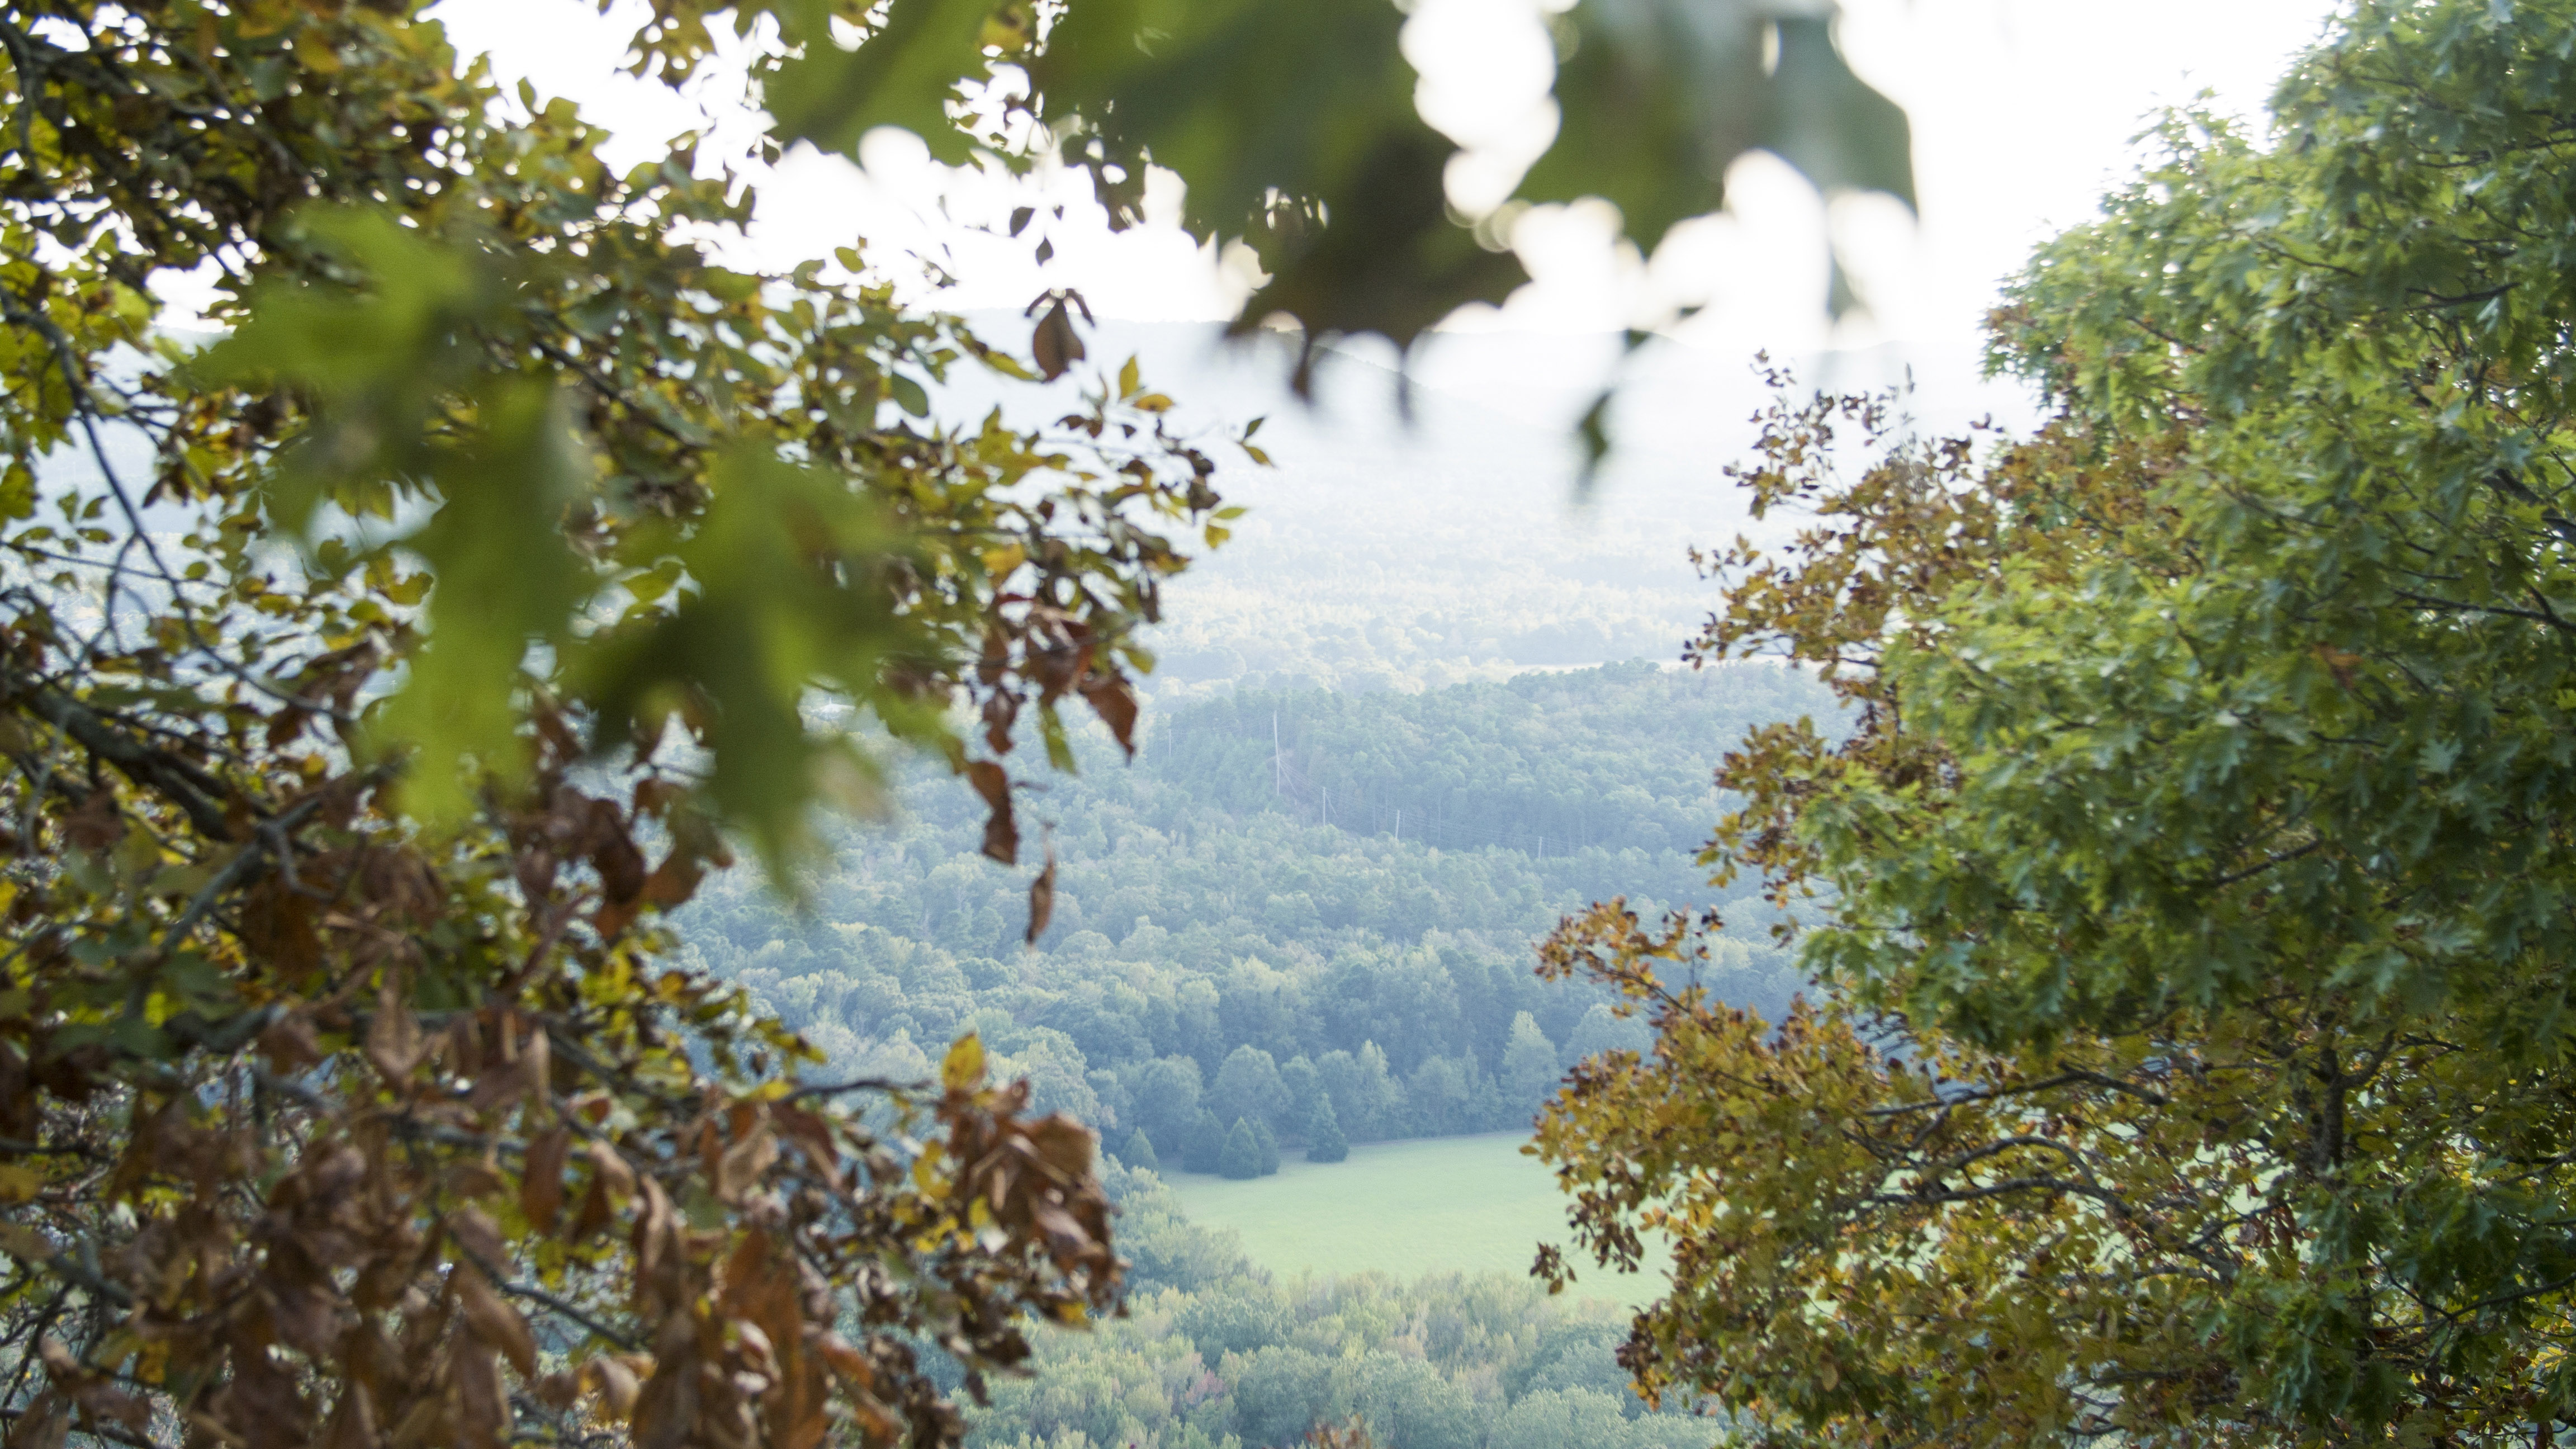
[889,372,931,418]
[370,380,593,825]
[764,0,998,164]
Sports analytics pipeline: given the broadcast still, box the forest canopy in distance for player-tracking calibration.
[675,662,1821,1162]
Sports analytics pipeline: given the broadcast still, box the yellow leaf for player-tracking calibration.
[0,1163,41,1203]
[941,1034,986,1093]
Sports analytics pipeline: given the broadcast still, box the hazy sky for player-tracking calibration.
[425,0,2346,379]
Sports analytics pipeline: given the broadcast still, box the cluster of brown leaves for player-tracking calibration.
[0,680,1122,1449]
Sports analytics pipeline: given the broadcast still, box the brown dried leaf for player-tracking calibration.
[0,1041,32,1140]
[240,875,323,983]
[320,1384,378,1449]
[585,1356,644,1419]
[257,1011,323,1074]
[365,976,424,1083]
[815,1333,873,1389]
[532,1371,580,1412]
[716,1120,778,1205]
[453,1337,510,1449]
[569,1175,614,1244]
[446,1206,508,1272]
[521,1126,570,1233]
[770,1103,846,1194]
[585,1139,637,1197]
[453,1263,539,1379]
[1025,849,1057,946]
[1025,1115,1095,1181]
[638,850,704,908]
[965,760,1016,864]
[446,1158,509,1199]
[979,690,1019,755]
[1029,297,1086,381]
[1078,674,1138,759]
[63,788,123,852]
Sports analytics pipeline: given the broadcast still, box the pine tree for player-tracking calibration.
[1218,1119,1263,1180]
[1121,1129,1161,1173]
[1184,1110,1228,1173]
[1305,1095,1351,1163]
[1251,1117,1281,1176]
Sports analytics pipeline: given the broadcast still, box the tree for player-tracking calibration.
[1500,1011,1561,1119]
[1184,1109,1229,1174]
[1536,4,2576,1447]
[1131,1053,1205,1157]
[1319,1041,1402,1143]
[1218,1119,1263,1181]
[1211,1043,1290,1134]
[1251,1116,1282,1176]
[1120,1128,1161,1173]
[1,0,1177,1443]
[1280,1052,1324,1137]
[1407,1055,1470,1137]
[1304,1096,1350,1164]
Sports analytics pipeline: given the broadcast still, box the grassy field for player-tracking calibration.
[1161,1131,1669,1305]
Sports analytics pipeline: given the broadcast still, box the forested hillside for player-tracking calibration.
[960,1164,1715,1449]
[671,662,1827,1160]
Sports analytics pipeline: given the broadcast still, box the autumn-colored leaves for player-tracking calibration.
[4,957,1118,1449]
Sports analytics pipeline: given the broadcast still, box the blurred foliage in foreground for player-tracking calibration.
[763,0,1911,380]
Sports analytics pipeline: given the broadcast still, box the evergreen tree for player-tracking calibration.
[1218,1119,1263,1180]
[1121,1129,1161,1173]
[1355,1040,1403,1140]
[1306,1096,1350,1163]
[1503,1011,1563,1119]
[1184,1110,1228,1173]
[1251,1118,1282,1176]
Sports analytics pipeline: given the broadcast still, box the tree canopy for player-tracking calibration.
[1536,4,2576,1447]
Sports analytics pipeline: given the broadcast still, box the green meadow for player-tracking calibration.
[1160,1131,1670,1305]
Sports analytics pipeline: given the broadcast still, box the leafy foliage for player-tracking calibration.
[1536,4,2576,1446]
[0,0,1233,1443]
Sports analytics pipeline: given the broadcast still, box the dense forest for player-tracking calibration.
[962,1164,1716,1449]
[671,662,1825,1159]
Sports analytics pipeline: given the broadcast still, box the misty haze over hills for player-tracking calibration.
[951,316,2037,704]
